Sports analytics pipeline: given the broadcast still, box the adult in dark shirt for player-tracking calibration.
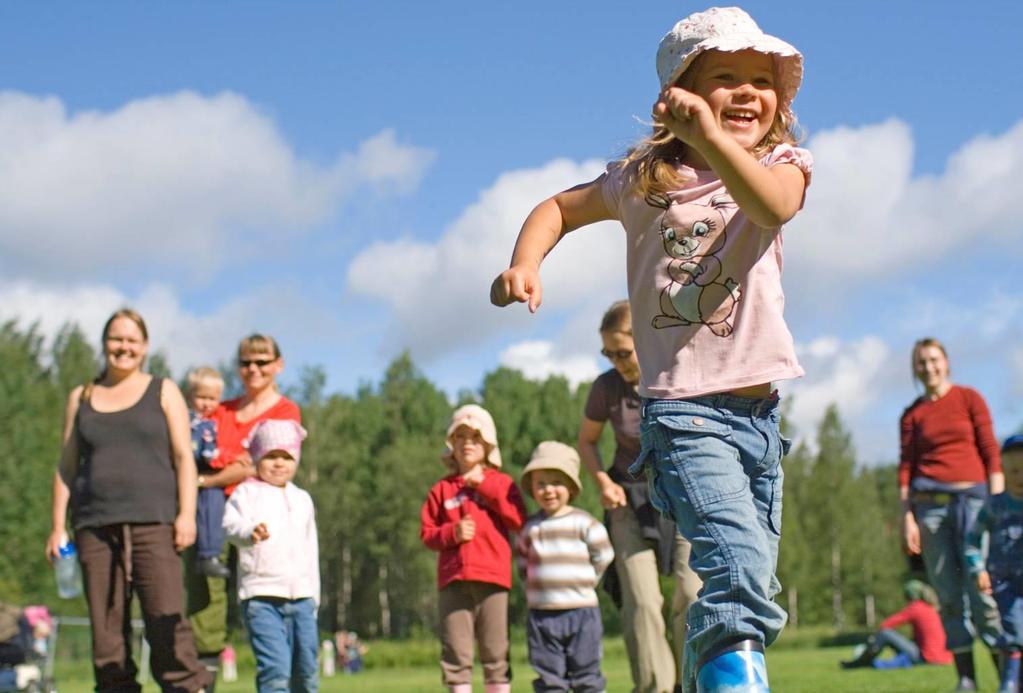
[900,337,1004,692]
[578,300,701,692]
[46,308,211,692]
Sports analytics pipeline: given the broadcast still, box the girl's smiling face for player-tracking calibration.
[687,49,778,154]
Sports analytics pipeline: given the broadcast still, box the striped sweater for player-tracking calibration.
[516,508,614,610]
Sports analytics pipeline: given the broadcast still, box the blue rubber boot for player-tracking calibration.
[999,651,1021,693]
[696,640,769,693]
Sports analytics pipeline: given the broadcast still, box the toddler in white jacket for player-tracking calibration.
[224,419,319,693]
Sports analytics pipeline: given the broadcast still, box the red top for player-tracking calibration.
[420,468,527,590]
[210,395,302,495]
[899,385,1001,488]
[880,599,953,664]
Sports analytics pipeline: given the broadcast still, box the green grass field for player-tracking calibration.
[47,630,1000,692]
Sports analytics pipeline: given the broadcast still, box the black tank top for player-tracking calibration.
[72,377,177,529]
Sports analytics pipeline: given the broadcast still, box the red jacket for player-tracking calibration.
[880,599,953,665]
[420,468,527,590]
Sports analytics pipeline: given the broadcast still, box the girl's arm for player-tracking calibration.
[307,497,320,607]
[46,386,83,561]
[223,488,257,546]
[491,179,614,312]
[475,472,528,531]
[162,379,198,552]
[419,488,460,550]
[586,520,615,582]
[655,89,806,227]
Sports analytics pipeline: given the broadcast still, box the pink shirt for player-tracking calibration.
[601,144,813,399]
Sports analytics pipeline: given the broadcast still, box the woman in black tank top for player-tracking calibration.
[46,309,212,692]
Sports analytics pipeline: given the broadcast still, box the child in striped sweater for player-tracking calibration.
[517,441,615,693]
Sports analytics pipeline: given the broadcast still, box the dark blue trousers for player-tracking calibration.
[526,607,605,693]
[196,487,226,559]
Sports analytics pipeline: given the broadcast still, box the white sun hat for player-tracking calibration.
[656,6,803,108]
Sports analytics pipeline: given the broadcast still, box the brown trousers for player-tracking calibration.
[438,581,510,685]
[77,524,213,693]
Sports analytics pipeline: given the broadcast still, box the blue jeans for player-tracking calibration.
[993,573,1023,650]
[915,498,1002,651]
[631,394,788,692]
[242,597,319,693]
[871,628,920,668]
[196,487,226,559]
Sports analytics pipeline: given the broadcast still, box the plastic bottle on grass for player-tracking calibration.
[55,540,82,599]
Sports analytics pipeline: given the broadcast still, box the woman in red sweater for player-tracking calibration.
[420,405,526,693]
[900,337,1004,690]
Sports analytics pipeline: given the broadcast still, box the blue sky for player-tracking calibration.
[2,1,1022,463]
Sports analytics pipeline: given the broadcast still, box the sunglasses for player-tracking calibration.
[238,358,276,369]
[601,348,634,360]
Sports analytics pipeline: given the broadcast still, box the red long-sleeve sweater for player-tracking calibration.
[880,599,953,664]
[899,385,1001,489]
[420,468,527,590]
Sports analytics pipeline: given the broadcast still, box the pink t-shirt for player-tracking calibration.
[601,144,813,399]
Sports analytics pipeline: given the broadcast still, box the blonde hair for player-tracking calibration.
[237,333,281,360]
[599,300,632,335]
[619,52,803,198]
[186,366,224,394]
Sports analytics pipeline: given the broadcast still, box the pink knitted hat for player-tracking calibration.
[245,419,307,464]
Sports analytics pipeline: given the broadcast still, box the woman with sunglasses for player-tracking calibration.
[186,334,301,686]
[577,300,701,693]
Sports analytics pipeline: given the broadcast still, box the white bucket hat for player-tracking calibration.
[656,7,803,108]
[521,441,582,500]
[443,404,503,468]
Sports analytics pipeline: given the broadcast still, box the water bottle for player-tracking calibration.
[55,541,82,599]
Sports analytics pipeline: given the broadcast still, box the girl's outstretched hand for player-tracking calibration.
[490,265,543,312]
[653,87,718,150]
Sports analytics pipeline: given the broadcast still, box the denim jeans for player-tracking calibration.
[631,394,788,692]
[196,487,226,559]
[993,573,1023,650]
[242,597,319,692]
[873,628,921,665]
[915,498,1002,651]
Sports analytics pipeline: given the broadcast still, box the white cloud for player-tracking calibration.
[786,118,1023,291]
[0,279,335,376]
[783,335,891,445]
[0,91,434,279]
[498,340,600,388]
[347,158,625,358]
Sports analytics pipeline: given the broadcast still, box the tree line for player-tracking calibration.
[0,319,924,637]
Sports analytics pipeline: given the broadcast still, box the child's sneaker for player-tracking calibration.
[196,556,231,578]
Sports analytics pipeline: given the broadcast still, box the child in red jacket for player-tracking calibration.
[420,404,527,693]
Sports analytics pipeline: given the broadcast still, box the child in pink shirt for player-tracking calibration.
[491,7,812,692]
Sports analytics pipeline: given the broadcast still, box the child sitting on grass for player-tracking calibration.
[517,441,615,693]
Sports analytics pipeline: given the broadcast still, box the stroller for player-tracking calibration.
[0,604,56,693]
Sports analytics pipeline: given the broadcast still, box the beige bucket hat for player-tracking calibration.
[656,6,803,108]
[443,404,503,468]
[520,441,582,500]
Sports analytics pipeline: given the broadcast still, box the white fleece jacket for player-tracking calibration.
[223,478,320,605]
